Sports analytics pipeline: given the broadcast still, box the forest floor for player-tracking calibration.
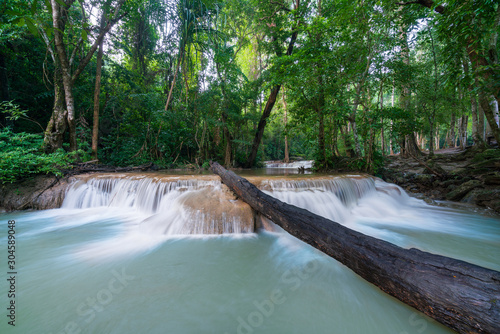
[380,146,500,214]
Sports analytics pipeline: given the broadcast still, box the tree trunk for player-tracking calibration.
[43,66,67,152]
[401,133,421,158]
[435,127,440,150]
[245,8,300,168]
[459,115,468,149]
[282,91,289,163]
[92,32,105,160]
[317,73,327,165]
[210,162,500,334]
[222,113,232,168]
[478,98,485,141]
[380,79,385,156]
[449,113,456,147]
[164,46,184,112]
[467,44,500,145]
[463,56,482,145]
[318,109,326,164]
[428,118,434,156]
[245,86,281,167]
[0,50,11,127]
[398,23,421,158]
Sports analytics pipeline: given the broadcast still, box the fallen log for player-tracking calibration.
[210,161,500,334]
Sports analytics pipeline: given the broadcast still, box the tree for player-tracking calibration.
[244,0,301,167]
[398,0,500,146]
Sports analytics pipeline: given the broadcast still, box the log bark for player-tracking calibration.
[210,161,500,334]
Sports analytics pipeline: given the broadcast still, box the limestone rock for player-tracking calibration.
[445,180,482,201]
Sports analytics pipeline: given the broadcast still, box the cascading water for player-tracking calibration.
[1,172,498,334]
[62,174,255,235]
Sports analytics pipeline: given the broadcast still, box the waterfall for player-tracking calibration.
[62,173,411,235]
[63,174,254,235]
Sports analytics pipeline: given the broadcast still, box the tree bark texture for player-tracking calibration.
[282,91,289,163]
[210,161,500,334]
[43,65,67,152]
[245,85,281,167]
[92,19,105,160]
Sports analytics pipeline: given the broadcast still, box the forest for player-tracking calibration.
[1,0,499,182]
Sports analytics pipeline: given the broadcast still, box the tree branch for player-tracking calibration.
[71,0,127,84]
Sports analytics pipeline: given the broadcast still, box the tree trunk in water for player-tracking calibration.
[210,162,500,334]
[92,35,104,160]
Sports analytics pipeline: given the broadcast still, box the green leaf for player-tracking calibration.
[54,0,67,8]
[31,0,39,15]
[45,0,52,12]
[17,17,25,27]
[25,17,39,36]
[5,10,23,16]
[81,29,88,41]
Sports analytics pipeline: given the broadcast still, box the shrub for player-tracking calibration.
[0,128,76,183]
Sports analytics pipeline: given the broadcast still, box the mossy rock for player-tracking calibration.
[445,180,483,201]
[468,167,494,175]
[472,148,500,162]
[470,157,500,169]
[461,188,485,204]
[423,160,447,175]
[484,174,500,185]
[415,174,435,185]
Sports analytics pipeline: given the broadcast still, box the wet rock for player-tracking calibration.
[0,175,71,211]
[445,180,482,201]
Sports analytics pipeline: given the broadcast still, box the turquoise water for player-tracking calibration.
[1,174,499,334]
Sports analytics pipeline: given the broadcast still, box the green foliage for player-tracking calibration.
[0,129,77,183]
[0,100,27,120]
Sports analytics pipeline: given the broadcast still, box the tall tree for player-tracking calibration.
[244,0,301,167]
[41,0,127,152]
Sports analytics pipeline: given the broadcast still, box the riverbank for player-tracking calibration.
[0,175,70,211]
[379,147,500,214]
